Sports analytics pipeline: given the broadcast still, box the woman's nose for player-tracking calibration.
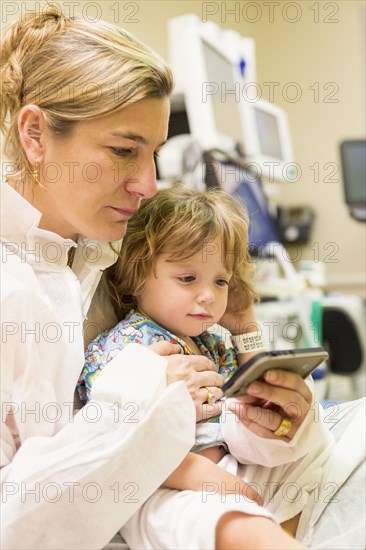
[125,158,158,199]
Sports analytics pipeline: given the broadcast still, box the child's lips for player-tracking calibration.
[188,313,213,321]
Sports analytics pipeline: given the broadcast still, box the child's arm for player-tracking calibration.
[162,452,263,505]
[227,304,264,366]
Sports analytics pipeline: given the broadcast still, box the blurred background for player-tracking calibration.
[1,0,365,401]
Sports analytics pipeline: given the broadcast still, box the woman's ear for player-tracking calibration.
[18,104,47,165]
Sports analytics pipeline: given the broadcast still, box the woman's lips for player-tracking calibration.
[109,207,137,219]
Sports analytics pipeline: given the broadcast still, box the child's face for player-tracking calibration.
[136,240,232,338]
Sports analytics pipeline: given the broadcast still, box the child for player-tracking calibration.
[77,185,317,549]
[78,184,260,461]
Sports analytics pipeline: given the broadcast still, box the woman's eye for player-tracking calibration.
[178,276,195,283]
[111,148,134,157]
[153,151,160,159]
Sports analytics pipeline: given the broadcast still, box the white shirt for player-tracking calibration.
[0,182,196,549]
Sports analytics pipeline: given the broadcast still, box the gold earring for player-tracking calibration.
[33,160,41,186]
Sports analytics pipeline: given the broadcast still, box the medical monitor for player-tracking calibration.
[235,173,279,251]
[168,14,294,182]
[169,18,242,155]
[201,37,245,152]
[340,140,366,221]
[243,99,295,182]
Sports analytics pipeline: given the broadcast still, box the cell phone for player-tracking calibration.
[222,347,329,398]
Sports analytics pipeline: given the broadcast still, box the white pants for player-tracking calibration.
[121,399,365,550]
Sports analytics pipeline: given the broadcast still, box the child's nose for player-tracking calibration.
[197,285,215,304]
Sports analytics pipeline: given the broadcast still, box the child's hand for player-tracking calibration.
[219,285,255,335]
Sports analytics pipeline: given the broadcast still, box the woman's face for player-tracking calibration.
[33,97,170,241]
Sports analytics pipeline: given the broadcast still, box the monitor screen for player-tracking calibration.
[341,140,366,203]
[202,39,244,148]
[254,107,283,160]
[168,15,294,181]
[229,167,279,250]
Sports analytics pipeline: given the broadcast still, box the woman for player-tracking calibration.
[1,7,364,550]
[0,8,223,549]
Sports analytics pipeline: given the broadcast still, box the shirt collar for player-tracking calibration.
[1,181,120,271]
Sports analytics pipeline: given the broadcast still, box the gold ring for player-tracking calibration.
[203,386,216,404]
[274,417,292,437]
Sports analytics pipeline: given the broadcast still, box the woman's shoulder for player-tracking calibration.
[0,246,52,335]
[1,244,43,301]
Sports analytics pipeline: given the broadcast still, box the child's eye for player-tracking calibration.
[153,151,160,159]
[216,279,229,287]
[178,276,196,283]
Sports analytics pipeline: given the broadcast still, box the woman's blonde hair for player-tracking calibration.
[1,4,174,178]
[105,184,258,320]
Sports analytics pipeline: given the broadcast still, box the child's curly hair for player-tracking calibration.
[105,184,258,320]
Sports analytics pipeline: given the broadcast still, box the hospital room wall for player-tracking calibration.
[112,0,365,297]
[3,1,365,296]
[248,1,366,298]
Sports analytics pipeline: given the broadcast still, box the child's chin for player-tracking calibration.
[189,328,210,337]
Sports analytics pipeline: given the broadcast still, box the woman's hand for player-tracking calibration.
[149,341,224,421]
[227,369,313,441]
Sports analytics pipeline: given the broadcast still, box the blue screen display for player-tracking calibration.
[232,175,279,250]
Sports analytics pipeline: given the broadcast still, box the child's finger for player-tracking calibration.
[198,401,223,422]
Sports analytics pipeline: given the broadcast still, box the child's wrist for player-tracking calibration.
[231,331,265,354]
